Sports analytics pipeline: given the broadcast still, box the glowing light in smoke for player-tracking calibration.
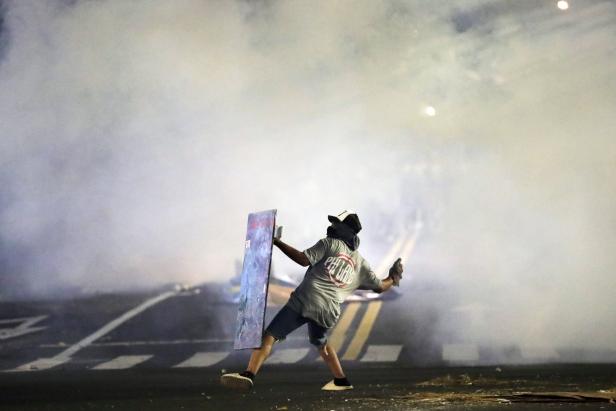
[424,106,437,117]
[557,1,569,10]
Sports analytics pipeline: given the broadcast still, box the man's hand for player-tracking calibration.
[274,225,283,241]
[374,258,404,293]
[388,258,404,287]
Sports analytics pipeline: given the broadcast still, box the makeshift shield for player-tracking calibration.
[233,209,277,350]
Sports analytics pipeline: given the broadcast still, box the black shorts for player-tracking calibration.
[265,304,328,347]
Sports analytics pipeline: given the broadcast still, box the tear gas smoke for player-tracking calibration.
[1,1,615,358]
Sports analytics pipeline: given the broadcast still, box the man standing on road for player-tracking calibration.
[221,210,404,391]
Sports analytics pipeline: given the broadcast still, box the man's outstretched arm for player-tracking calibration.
[273,238,310,267]
[375,277,396,293]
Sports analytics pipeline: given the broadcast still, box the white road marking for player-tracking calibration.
[520,346,560,360]
[4,342,411,372]
[442,343,480,363]
[8,358,71,372]
[40,335,305,348]
[93,355,153,370]
[360,344,403,362]
[173,352,228,368]
[7,291,178,372]
[0,316,48,340]
[267,348,310,364]
[343,229,421,361]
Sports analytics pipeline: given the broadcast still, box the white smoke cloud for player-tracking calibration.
[1,0,615,355]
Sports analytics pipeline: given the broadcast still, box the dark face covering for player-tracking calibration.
[326,221,360,251]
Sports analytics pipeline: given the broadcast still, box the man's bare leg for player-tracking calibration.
[319,343,353,390]
[221,334,277,390]
[319,343,345,378]
[246,334,277,375]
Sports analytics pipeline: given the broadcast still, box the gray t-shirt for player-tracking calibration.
[287,237,383,328]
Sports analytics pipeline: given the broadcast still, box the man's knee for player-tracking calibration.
[311,336,328,349]
[262,333,278,348]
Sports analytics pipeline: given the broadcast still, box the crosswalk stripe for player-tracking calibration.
[268,348,310,364]
[442,344,479,362]
[173,352,229,368]
[520,346,560,360]
[3,343,411,372]
[360,345,403,362]
[93,355,152,370]
[6,357,71,373]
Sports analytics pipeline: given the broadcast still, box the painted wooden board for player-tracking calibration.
[234,209,276,350]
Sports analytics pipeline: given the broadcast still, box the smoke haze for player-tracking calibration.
[1,1,615,355]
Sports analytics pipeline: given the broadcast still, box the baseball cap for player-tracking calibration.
[327,210,362,233]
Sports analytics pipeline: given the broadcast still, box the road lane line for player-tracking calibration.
[268,348,310,364]
[327,303,361,353]
[0,315,48,340]
[7,290,177,372]
[342,230,421,361]
[399,231,419,264]
[93,355,153,370]
[342,301,382,360]
[55,291,177,360]
[360,344,403,362]
[173,352,229,368]
[320,235,408,359]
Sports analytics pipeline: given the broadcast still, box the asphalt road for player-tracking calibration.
[2,364,615,410]
[2,282,616,410]
[0,283,444,373]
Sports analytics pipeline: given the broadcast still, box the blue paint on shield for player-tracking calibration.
[234,209,277,350]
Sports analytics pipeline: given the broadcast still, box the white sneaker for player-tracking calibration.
[321,379,354,391]
[220,373,254,391]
